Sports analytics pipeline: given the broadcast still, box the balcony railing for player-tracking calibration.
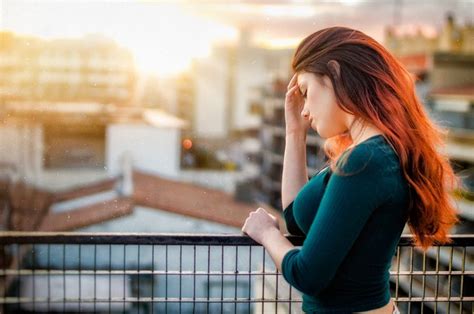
[0,232,472,313]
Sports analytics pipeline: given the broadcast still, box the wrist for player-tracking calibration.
[285,125,306,134]
[285,129,307,140]
[262,227,283,246]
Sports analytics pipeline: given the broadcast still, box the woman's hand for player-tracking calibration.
[241,207,280,245]
[285,73,310,135]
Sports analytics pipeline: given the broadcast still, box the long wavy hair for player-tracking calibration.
[291,26,461,251]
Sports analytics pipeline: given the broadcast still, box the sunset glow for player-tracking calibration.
[1,2,239,76]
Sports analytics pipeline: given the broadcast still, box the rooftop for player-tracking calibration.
[3,169,288,233]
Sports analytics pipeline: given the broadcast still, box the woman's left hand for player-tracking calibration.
[241,207,280,245]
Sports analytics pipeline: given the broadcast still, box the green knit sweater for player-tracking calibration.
[282,134,410,313]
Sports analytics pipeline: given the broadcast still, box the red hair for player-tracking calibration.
[291,26,462,251]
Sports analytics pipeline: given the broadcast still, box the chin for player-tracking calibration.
[313,124,327,138]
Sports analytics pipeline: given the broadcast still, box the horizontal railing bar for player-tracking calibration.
[0,296,472,304]
[390,270,474,276]
[1,269,472,276]
[393,297,474,302]
[0,297,305,304]
[0,270,281,276]
[0,232,287,245]
[0,232,473,246]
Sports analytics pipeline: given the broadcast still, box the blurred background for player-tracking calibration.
[0,0,473,235]
[0,0,473,312]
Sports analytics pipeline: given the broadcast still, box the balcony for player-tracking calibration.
[0,233,472,313]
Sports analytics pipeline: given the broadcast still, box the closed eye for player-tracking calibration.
[298,84,307,98]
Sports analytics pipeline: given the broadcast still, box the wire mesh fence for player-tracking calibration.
[0,233,472,313]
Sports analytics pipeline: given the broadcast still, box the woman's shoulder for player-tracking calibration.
[335,136,400,175]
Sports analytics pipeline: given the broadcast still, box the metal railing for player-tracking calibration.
[0,232,472,313]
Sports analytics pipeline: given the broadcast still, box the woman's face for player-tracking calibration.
[297,71,351,138]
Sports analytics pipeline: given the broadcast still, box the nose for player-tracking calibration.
[301,109,310,119]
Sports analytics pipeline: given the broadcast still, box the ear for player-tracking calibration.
[327,60,341,79]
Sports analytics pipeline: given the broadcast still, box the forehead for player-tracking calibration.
[298,72,324,86]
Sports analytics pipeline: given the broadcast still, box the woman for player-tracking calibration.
[241,26,461,314]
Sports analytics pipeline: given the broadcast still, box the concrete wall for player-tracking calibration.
[194,50,230,138]
[0,122,182,190]
[106,124,181,179]
[233,46,266,130]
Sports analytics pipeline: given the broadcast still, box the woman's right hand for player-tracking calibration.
[285,73,310,135]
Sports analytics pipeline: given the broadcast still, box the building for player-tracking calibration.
[0,32,136,105]
[172,29,297,175]
[387,13,473,74]
[0,102,187,189]
[438,14,474,54]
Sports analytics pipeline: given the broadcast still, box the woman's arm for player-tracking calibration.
[281,131,308,210]
[262,228,295,273]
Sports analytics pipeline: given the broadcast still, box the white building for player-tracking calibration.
[0,102,187,190]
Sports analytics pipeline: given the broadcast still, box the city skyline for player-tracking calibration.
[1,0,471,76]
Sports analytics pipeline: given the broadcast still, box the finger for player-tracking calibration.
[287,73,296,90]
[287,73,297,90]
[285,84,300,98]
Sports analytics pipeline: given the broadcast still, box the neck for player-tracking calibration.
[347,118,383,147]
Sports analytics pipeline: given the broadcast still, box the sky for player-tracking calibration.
[0,0,472,76]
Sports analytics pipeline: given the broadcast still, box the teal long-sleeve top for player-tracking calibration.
[282,134,410,313]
